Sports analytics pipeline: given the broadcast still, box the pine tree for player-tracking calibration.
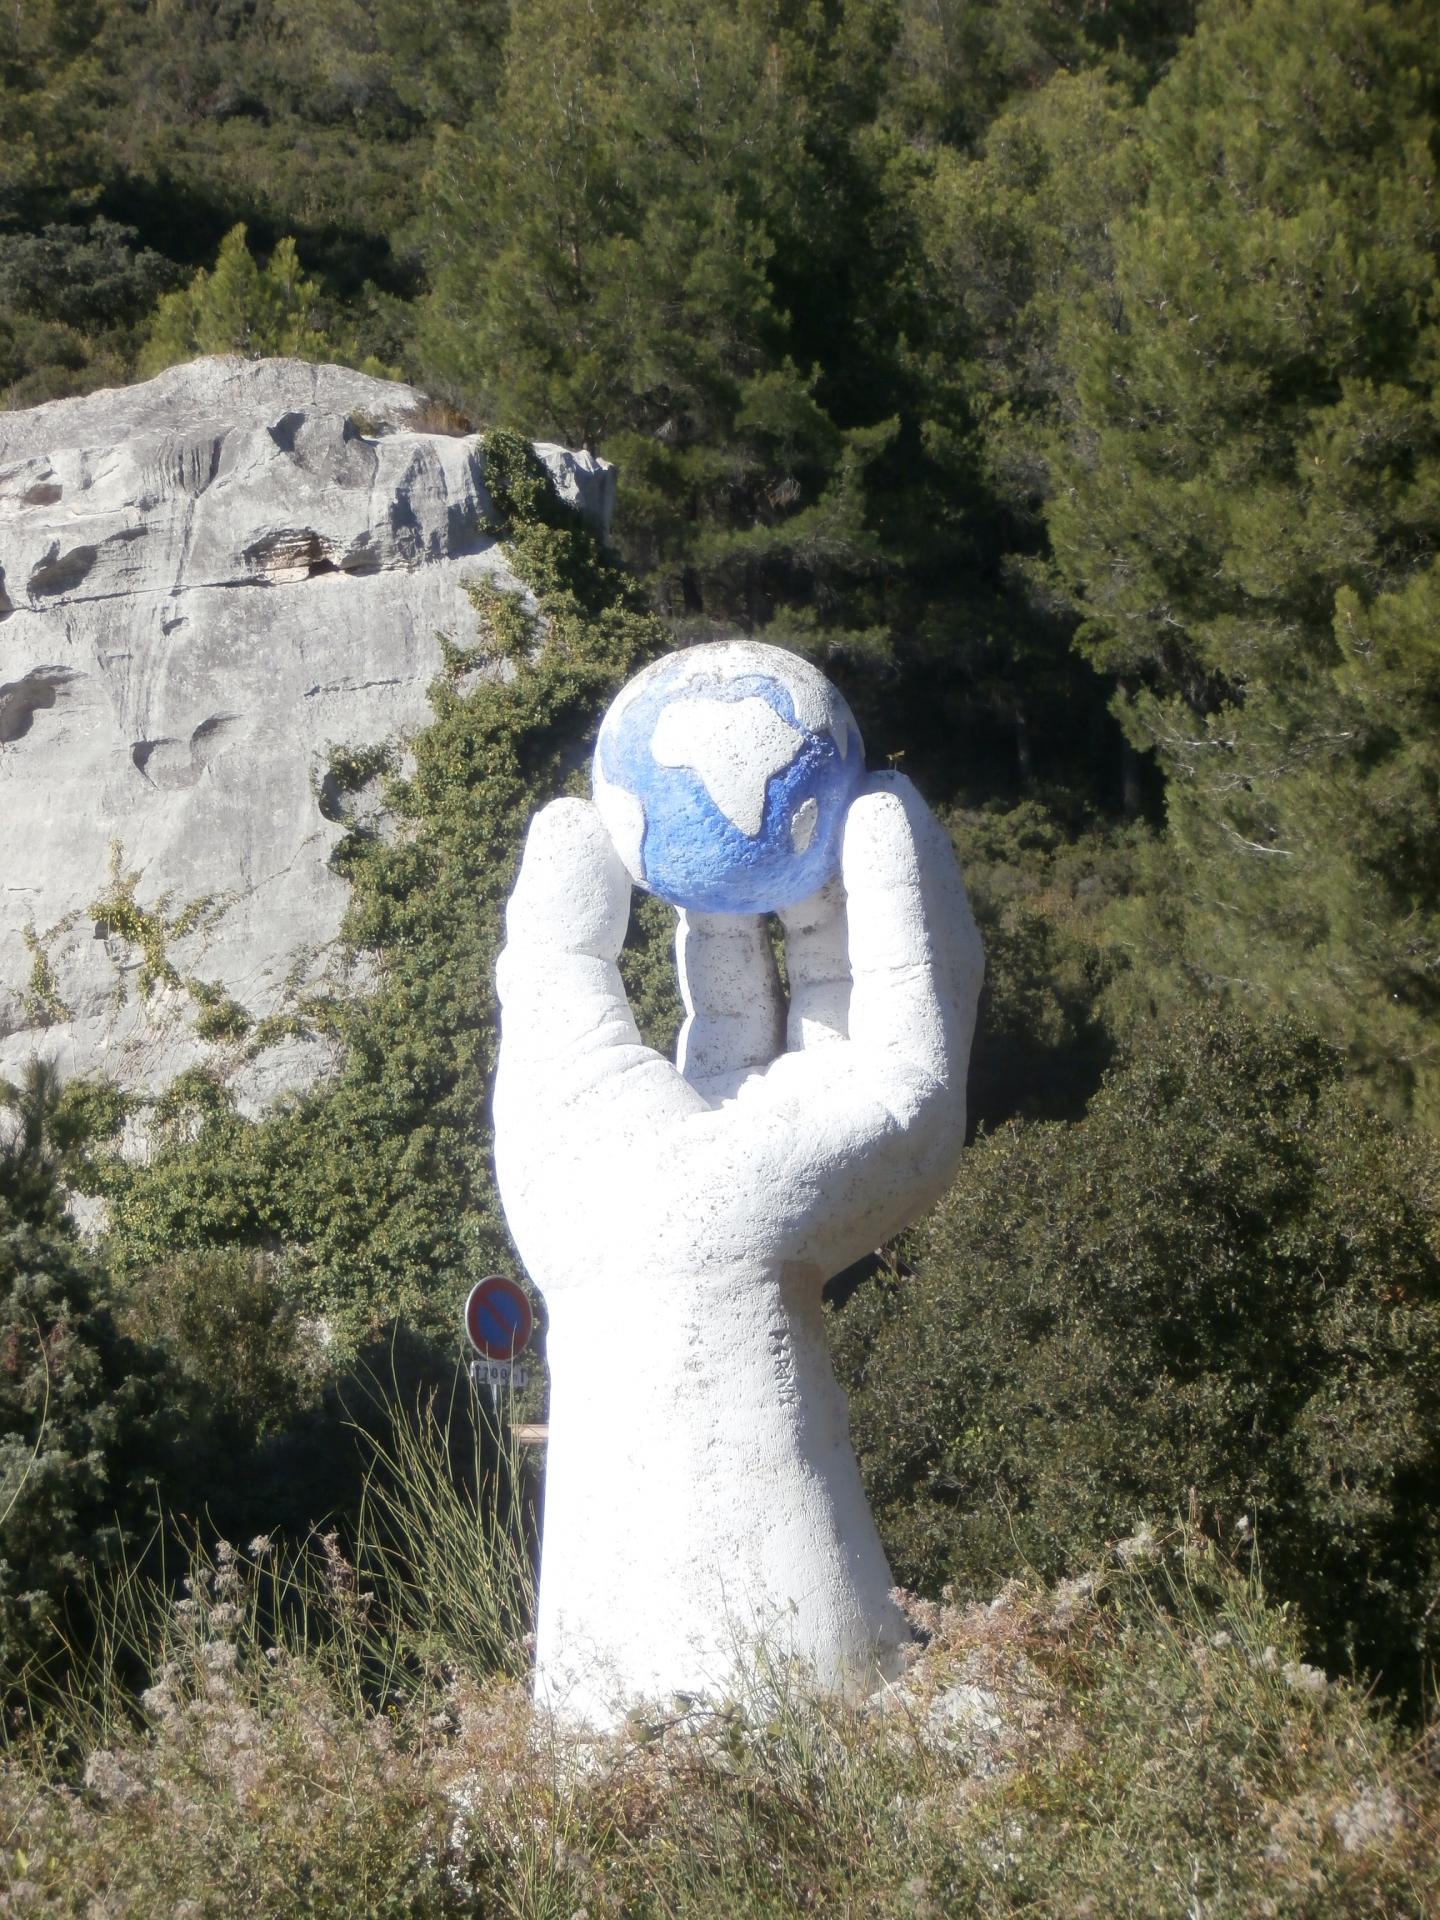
[908,66,1144,793]
[883,0,1193,150]
[371,0,509,125]
[416,0,916,652]
[1045,0,1440,1122]
[139,223,334,374]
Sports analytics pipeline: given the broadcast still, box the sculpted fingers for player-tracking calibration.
[842,774,983,1096]
[675,911,784,1097]
[718,779,982,1272]
[776,876,850,1049]
[716,1045,941,1278]
[495,799,701,1133]
[498,799,632,1056]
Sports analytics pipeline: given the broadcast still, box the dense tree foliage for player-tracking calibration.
[1045,0,1440,1126]
[422,1,912,640]
[0,0,433,399]
[0,1066,176,1685]
[415,0,1164,797]
[830,1014,1440,1699]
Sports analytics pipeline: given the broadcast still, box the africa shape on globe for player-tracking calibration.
[592,641,865,915]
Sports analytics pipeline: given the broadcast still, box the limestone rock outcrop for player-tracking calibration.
[0,356,613,1127]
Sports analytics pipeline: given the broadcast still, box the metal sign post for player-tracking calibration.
[462,1275,534,1422]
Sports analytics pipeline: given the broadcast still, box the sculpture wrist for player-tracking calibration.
[534,1250,909,1725]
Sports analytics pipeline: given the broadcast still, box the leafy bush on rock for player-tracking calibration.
[97,435,672,1348]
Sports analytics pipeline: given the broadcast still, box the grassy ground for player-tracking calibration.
[0,1424,1434,1918]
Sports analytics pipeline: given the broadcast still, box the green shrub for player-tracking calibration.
[97,435,672,1349]
[830,1012,1440,1704]
[0,1066,176,1689]
[186,979,253,1043]
[113,1250,318,1448]
[0,220,179,407]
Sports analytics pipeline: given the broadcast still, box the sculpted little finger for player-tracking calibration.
[842,773,983,1095]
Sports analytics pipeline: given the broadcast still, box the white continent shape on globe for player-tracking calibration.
[592,640,864,915]
[651,696,803,835]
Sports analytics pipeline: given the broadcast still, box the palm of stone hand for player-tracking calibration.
[496,773,982,1285]
[493,772,982,1728]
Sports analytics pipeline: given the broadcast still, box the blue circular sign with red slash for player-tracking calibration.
[464,1275,534,1361]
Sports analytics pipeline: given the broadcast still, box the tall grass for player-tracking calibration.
[2,1446,1436,1919]
[49,1373,536,1741]
[354,1377,536,1684]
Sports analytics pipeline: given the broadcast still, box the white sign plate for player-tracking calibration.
[470,1359,528,1391]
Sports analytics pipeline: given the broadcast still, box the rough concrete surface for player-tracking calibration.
[0,356,612,1126]
[494,773,983,1728]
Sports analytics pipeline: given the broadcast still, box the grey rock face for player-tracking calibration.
[0,356,613,1127]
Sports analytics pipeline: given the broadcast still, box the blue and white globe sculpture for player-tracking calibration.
[592,640,865,914]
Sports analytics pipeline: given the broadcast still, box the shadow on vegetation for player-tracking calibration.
[98,170,423,300]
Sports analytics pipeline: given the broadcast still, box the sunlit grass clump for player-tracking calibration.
[1,1490,1435,1918]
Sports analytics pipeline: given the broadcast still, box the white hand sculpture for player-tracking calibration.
[494,772,983,1729]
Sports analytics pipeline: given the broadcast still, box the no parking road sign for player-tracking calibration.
[464,1275,534,1386]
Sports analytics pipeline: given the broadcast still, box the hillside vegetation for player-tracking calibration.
[1,2,1438,1907]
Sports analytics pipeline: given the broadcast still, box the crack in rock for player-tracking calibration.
[0,355,615,1142]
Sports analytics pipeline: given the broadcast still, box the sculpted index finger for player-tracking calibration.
[675,910,784,1097]
[495,801,695,1130]
[502,797,631,972]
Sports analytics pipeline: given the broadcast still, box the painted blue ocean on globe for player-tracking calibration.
[592,640,865,914]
